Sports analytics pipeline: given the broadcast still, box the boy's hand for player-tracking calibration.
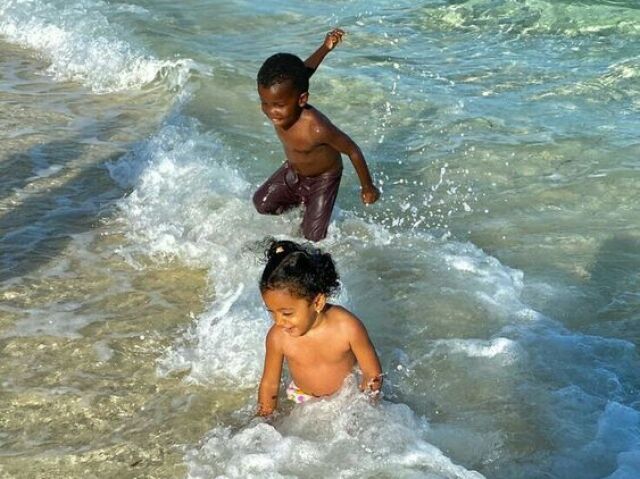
[361,184,381,205]
[324,28,345,50]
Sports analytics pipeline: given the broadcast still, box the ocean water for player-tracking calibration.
[1,0,639,478]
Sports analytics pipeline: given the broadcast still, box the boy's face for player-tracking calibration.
[258,80,308,129]
[261,288,325,337]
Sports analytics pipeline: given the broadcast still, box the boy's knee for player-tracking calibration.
[253,190,270,214]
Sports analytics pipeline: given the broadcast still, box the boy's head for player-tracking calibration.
[257,53,309,93]
[257,53,310,128]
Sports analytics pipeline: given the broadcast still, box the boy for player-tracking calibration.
[253,29,380,242]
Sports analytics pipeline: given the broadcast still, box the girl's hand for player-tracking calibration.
[364,374,383,404]
[366,373,383,391]
[257,404,275,418]
[324,28,345,50]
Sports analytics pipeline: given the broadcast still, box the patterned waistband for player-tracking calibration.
[286,381,315,404]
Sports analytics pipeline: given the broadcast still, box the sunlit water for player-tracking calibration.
[1,1,639,478]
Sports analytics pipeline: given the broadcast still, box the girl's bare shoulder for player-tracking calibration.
[325,304,363,331]
[266,323,285,348]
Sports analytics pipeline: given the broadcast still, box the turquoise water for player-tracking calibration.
[1,1,639,478]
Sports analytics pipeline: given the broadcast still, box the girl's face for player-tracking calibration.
[261,288,325,337]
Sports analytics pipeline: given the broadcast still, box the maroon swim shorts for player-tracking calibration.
[253,162,342,242]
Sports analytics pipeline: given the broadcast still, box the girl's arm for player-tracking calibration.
[258,327,284,416]
[304,29,345,77]
[348,317,383,394]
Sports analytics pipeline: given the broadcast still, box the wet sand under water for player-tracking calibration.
[0,45,247,477]
[0,237,243,479]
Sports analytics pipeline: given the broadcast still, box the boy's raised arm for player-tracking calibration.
[304,28,345,77]
[257,327,284,417]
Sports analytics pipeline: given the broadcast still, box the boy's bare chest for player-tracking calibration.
[275,128,317,155]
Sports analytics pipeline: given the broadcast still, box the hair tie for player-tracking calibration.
[275,245,285,254]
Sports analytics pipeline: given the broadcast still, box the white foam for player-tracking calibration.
[0,0,198,92]
[434,337,520,361]
[159,283,270,387]
[107,117,253,263]
[107,109,640,478]
[108,115,307,385]
[440,240,534,323]
[33,164,63,178]
[187,377,484,479]
[114,3,150,15]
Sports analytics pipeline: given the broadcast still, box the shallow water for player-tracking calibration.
[1,0,639,478]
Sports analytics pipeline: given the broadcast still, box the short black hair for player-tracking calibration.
[257,53,309,93]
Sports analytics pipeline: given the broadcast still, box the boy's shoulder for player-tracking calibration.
[300,105,336,134]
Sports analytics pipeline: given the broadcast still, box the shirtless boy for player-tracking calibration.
[253,29,380,241]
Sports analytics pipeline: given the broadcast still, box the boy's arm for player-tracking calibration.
[304,29,344,77]
[346,316,383,394]
[257,327,284,417]
[322,123,380,204]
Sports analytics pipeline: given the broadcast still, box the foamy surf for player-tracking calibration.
[106,108,545,479]
[107,114,305,385]
[3,0,640,477]
[109,112,640,477]
[0,0,200,92]
[186,376,485,479]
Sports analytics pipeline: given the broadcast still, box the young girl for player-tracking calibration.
[257,239,383,417]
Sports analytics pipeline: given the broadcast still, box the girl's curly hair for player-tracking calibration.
[260,239,340,301]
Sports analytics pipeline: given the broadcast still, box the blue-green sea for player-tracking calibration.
[1,1,639,478]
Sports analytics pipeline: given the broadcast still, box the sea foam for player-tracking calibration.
[0,0,198,92]
[107,105,640,479]
[187,377,485,479]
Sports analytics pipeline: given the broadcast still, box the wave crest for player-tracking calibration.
[0,0,201,92]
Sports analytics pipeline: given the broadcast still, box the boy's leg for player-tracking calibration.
[253,162,301,215]
[300,169,342,242]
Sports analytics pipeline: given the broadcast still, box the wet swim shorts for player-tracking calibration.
[253,162,342,242]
